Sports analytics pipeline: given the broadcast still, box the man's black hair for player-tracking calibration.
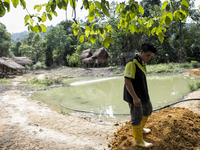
[141,42,157,53]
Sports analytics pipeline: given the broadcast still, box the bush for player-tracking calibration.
[178,62,192,68]
[191,61,199,68]
[32,61,46,70]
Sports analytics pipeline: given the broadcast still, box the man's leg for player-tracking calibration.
[129,103,153,148]
[141,100,153,134]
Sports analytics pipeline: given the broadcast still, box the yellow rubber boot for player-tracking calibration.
[141,116,151,134]
[132,124,153,148]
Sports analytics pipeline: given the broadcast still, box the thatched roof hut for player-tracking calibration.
[12,57,32,66]
[79,49,93,60]
[92,47,109,62]
[82,57,94,64]
[2,57,25,70]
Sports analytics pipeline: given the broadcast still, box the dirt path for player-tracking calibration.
[0,86,119,150]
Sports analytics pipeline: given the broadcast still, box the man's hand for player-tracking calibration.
[133,97,142,107]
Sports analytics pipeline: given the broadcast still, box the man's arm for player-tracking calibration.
[125,78,142,107]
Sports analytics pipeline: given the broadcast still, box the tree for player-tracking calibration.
[141,0,161,17]
[11,40,22,56]
[32,33,45,63]
[0,22,12,57]
[0,0,193,47]
[45,25,72,65]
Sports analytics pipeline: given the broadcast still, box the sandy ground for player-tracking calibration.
[0,67,200,150]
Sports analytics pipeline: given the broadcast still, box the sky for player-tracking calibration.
[0,0,200,34]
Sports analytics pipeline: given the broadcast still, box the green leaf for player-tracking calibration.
[72,23,77,28]
[174,10,180,21]
[90,35,97,44]
[85,30,90,37]
[94,1,101,10]
[73,27,79,36]
[51,3,56,12]
[41,15,47,22]
[165,16,171,26]
[166,4,170,11]
[70,0,76,8]
[11,0,19,8]
[89,10,95,23]
[53,11,58,16]
[79,35,84,43]
[151,27,157,35]
[37,5,42,12]
[3,1,10,12]
[30,18,34,25]
[147,29,151,36]
[47,13,52,20]
[167,12,173,20]
[125,13,131,22]
[89,3,95,12]
[181,0,189,8]
[34,5,38,10]
[46,4,51,12]
[161,1,168,10]
[24,15,30,23]
[115,4,121,13]
[0,3,6,17]
[33,25,40,33]
[95,10,101,17]
[102,37,110,48]
[129,25,135,34]
[199,5,200,10]
[102,5,110,17]
[40,24,47,33]
[158,32,164,43]
[106,25,113,32]
[57,1,62,9]
[138,4,144,15]
[20,0,26,9]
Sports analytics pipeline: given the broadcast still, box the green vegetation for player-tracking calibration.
[0,78,11,84]
[113,67,123,74]
[146,64,180,74]
[22,75,68,87]
[187,79,200,92]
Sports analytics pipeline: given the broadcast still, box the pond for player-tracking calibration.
[31,75,196,119]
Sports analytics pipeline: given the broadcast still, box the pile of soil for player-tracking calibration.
[186,69,200,76]
[109,107,200,150]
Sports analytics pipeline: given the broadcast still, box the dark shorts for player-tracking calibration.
[128,100,152,125]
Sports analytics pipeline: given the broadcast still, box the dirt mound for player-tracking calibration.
[186,69,200,76]
[109,107,200,150]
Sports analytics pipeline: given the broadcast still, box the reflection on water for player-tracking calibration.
[31,75,196,118]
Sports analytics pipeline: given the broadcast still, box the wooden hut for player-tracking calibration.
[79,49,93,60]
[120,52,135,66]
[12,57,32,67]
[92,47,110,67]
[79,49,93,67]
[1,57,25,77]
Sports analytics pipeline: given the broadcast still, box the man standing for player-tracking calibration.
[123,42,157,148]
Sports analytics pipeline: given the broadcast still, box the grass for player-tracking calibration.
[21,75,72,87]
[187,79,200,92]
[146,63,181,74]
[0,78,11,84]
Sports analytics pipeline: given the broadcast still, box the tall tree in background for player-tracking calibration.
[11,41,22,56]
[140,0,161,17]
[0,23,12,57]
[32,33,45,63]
[45,25,71,65]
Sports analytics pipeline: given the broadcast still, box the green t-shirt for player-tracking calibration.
[123,54,150,104]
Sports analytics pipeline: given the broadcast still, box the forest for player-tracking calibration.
[1,0,200,69]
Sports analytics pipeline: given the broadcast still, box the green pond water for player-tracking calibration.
[31,75,196,117]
